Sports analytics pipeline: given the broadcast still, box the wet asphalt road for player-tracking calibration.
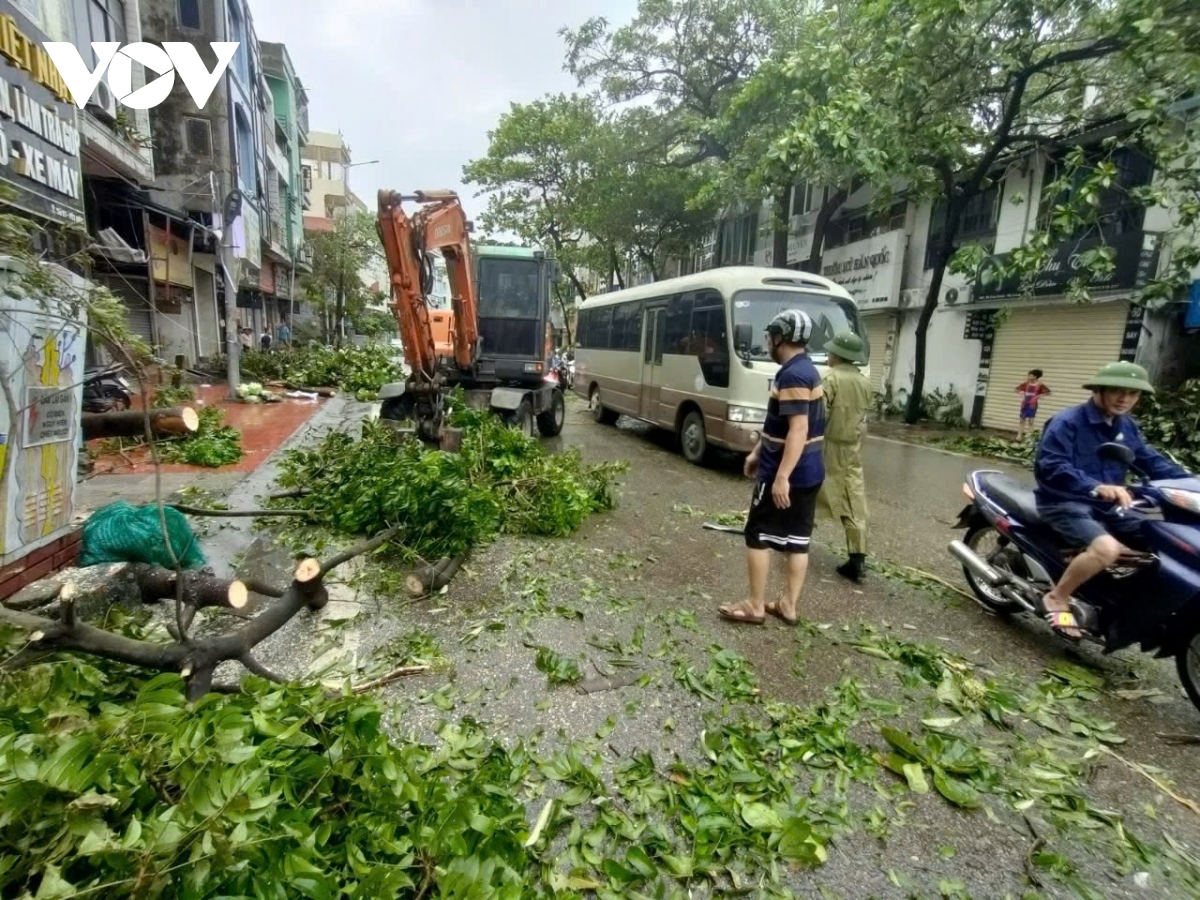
[208,396,1200,898]
[551,399,1200,892]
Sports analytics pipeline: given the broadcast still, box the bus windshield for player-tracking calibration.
[731,290,863,361]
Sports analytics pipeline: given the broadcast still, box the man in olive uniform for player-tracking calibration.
[818,331,873,582]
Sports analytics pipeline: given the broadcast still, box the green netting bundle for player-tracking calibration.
[79,501,206,569]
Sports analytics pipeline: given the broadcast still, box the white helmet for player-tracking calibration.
[766,309,814,345]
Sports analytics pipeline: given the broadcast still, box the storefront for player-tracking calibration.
[969,231,1158,431]
[0,0,90,595]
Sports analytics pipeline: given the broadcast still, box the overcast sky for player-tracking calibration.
[249,0,640,223]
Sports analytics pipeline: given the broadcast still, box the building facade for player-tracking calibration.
[697,131,1199,434]
[301,129,367,231]
[0,0,93,592]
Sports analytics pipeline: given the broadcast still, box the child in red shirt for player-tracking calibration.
[1015,369,1051,440]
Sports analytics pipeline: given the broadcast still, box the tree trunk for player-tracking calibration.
[609,248,625,290]
[807,187,847,274]
[0,525,402,699]
[335,277,346,348]
[772,191,790,269]
[405,555,465,597]
[905,198,963,425]
[554,288,575,346]
[83,407,200,441]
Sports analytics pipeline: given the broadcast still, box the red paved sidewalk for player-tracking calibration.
[88,384,327,476]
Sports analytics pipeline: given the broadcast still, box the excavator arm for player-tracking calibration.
[376,189,478,380]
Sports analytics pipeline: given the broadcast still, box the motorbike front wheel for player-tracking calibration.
[961,525,1024,614]
[1175,626,1200,713]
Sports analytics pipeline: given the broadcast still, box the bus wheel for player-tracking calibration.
[537,388,566,437]
[590,387,619,425]
[680,410,709,465]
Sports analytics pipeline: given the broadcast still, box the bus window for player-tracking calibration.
[663,293,692,354]
[692,303,730,388]
[612,302,642,351]
[586,306,613,349]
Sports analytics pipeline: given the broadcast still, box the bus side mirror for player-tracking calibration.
[549,260,563,284]
[734,323,753,353]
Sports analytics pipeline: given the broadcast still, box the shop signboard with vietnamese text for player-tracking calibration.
[0,2,83,225]
[820,230,907,311]
[974,231,1159,301]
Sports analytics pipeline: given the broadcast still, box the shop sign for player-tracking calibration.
[975,231,1159,301]
[0,4,83,225]
[820,229,907,310]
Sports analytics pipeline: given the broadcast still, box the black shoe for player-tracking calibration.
[837,554,866,583]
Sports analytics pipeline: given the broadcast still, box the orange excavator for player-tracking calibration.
[375,189,565,445]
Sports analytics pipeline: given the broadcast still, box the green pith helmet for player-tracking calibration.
[826,330,866,363]
[1082,361,1155,394]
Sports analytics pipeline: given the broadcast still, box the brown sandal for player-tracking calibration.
[719,604,766,625]
[765,602,798,626]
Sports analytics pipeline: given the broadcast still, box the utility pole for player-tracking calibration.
[221,189,244,399]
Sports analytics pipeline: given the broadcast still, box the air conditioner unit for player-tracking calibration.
[87,81,118,123]
[943,285,971,306]
[898,288,922,309]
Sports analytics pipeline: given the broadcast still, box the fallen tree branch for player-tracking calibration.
[1100,746,1200,816]
[320,525,403,574]
[268,488,313,500]
[169,505,312,518]
[285,385,338,398]
[405,554,465,597]
[0,526,403,700]
[1157,733,1200,747]
[352,665,431,694]
[83,407,199,441]
[132,565,252,611]
[240,653,287,683]
[238,578,286,600]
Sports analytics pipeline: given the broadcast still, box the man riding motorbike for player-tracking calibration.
[1035,361,1190,638]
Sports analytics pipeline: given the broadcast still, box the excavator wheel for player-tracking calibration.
[537,389,566,437]
[507,401,535,438]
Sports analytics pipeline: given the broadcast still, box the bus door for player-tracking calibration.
[640,306,666,422]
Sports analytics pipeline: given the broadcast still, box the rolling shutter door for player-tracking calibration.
[97,275,155,345]
[865,315,890,395]
[981,301,1128,431]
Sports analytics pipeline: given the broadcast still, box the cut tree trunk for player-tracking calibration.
[405,554,465,597]
[83,407,200,441]
[131,564,253,610]
[0,525,402,700]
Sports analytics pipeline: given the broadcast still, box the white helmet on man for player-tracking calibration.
[766,309,814,345]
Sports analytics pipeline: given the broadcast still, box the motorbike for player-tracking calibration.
[548,359,573,392]
[949,442,1200,711]
[82,363,133,413]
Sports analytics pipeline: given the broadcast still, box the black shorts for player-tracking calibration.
[744,481,820,554]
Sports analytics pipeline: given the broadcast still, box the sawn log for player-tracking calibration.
[83,407,200,441]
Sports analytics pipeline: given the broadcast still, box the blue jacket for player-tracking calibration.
[1034,400,1187,507]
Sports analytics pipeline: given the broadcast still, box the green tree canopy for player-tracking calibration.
[303,211,381,347]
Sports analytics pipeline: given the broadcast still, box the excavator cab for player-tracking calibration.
[375,187,566,444]
[472,246,558,386]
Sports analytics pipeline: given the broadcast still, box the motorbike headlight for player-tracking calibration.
[1161,488,1200,515]
[728,405,766,424]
